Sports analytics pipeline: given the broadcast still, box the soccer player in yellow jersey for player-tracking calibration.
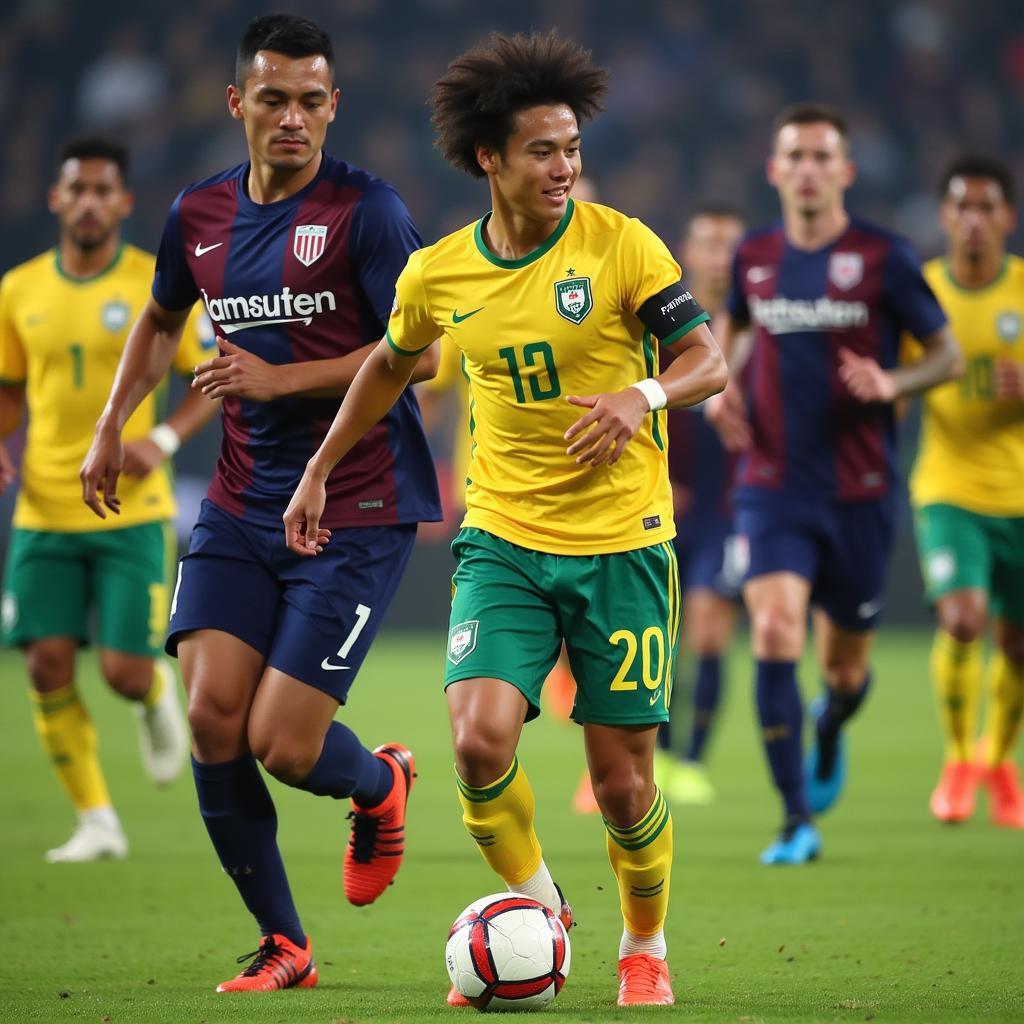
[0,137,216,862]
[284,32,727,1007]
[906,155,1024,827]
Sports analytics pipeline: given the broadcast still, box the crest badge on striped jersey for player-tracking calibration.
[828,252,863,291]
[293,224,328,267]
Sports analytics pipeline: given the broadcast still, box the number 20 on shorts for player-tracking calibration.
[608,627,667,691]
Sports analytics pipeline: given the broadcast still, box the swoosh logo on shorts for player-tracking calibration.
[649,688,662,706]
[452,306,484,323]
[320,658,352,671]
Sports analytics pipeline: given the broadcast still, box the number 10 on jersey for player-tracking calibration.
[498,342,561,403]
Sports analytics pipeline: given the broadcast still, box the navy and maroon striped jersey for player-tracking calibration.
[152,154,441,529]
[667,407,738,528]
[727,217,946,502]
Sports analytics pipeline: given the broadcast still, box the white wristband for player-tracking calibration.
[630,378,668,412]
[148,423,181,457]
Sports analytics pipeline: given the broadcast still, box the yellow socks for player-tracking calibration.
[605,789,673,942]
[31,685,112,812]
[982,652,1024,768]
[141,660,168,709]
[456,756,544,889]
[930,631,982,762]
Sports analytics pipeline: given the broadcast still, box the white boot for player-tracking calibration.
[134,659,188,786]
[46,807,128,863]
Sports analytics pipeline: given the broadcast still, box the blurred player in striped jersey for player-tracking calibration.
[0,137,215,862]
[905,155,1024,827]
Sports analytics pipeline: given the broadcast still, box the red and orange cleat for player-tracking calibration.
[344,743,416,906]
[617,953,675,1006]
[984,761,1024,828]
[215,934,317,993]
[929,760,979,823]
[447,886,574,1007]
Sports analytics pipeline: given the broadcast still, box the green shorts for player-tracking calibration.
[1,522,173,655]
[444,528,680,726]
[914,503,1024,626]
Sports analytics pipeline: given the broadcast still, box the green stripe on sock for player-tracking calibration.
[604,789,666,840]
[456,755,519,803]
[605,794,670,850]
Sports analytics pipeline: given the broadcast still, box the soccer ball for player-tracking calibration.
[445,893,571,1011]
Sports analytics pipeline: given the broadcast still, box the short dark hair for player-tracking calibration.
[430,31,609,178]
[940,153,1016,206]
[772,102,848,143]
[236,14,334,87]
[686,203,746,230]
[59,136,129,185]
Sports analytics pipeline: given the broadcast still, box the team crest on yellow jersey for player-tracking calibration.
[101,299,130,332]
[554,277,593,324]
[997,311,1020,343]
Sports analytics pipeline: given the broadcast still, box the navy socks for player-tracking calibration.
[686,656,723,762]
[756,660,809,821]
[296,720,391,806]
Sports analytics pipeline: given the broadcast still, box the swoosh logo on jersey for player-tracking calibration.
[452,306,484,323]
[747,266,774,284]
[321,657,352,672]
[220,316,313,334]
[194,242,224,257]
[649,688,662,706]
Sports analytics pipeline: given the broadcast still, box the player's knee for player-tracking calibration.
[25,646,74,692]
[187,693,246,760]
[452,721,514,787]
[998,631,1024,665]
[101,664,152,701]
[591,762,652,828]
[256,739,318,786]
[751,606,802,658]
[938,608,984,645]
[823,662,868,693]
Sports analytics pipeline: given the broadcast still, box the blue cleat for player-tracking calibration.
[759,820,821,865]
[805,696,846,815]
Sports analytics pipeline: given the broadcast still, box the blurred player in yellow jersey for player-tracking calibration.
[284,32,726,1006]
[905,155,1024,827]
[0,138,217,861]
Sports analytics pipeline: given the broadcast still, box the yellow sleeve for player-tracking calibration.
[900,330,924,365]
[386,252,442,356]
[617,218,683,314]
[170,304,217,375]
[0,272,26,384]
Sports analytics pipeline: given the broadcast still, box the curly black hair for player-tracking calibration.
[939,153,1016,205]
[430,31,609,178]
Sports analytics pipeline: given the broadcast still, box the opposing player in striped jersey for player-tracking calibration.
[284,32,726,1007]
[81,15,441,992]
[0,137,214,862]
[706,104,961,864]
[905,155,1024,827]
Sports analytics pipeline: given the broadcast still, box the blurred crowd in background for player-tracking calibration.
[1,0,1021,624]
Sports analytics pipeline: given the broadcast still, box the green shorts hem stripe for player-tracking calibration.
[456,755,519,803]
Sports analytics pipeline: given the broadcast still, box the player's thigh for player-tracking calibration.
[268,523,418,704]
[815,498,896,631]
[166,500,281,661]
[561,541,679,727]
[1,528,89,649]
[812,607,875,690]
[443,528,562,723]
[914,503,992,607]
[988,514,1024,628]
[91,521,169,658]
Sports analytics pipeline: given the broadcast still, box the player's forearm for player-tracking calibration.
[278,339,438,398]
[0,385,25,438]
[99,305,184,433]
[657,324,728,409]
[306,340,419,479]
[889,325,963,397]
[163,387,221,445]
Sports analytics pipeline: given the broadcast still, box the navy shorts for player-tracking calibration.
[735,491,896,632]
[673,515,744,602]
[167,500,417,701]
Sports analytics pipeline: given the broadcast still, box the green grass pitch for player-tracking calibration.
[1,631,1021,1023]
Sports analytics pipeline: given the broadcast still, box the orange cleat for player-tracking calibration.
[617,953,674,1006]
[544,661,576,721]
[215,934,317,993]
[984,762,1024,828]
[929,760,978,823]
[344,743,416,906]
[572,768,600,814]
[447,886,574,1007]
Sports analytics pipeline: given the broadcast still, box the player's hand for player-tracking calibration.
[994,359,1024,400]
[0,441,16,494]
[283,467,333,557]
[564,388,649,468]
[838,347,898,403]
[121,438,165,478]
[80,421,123,519]
[704,384,752,452]
[192,338,283,402]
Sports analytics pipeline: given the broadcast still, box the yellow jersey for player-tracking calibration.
[0,244,214,531]
[906,255,1024,516]
[387,199,705,555]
